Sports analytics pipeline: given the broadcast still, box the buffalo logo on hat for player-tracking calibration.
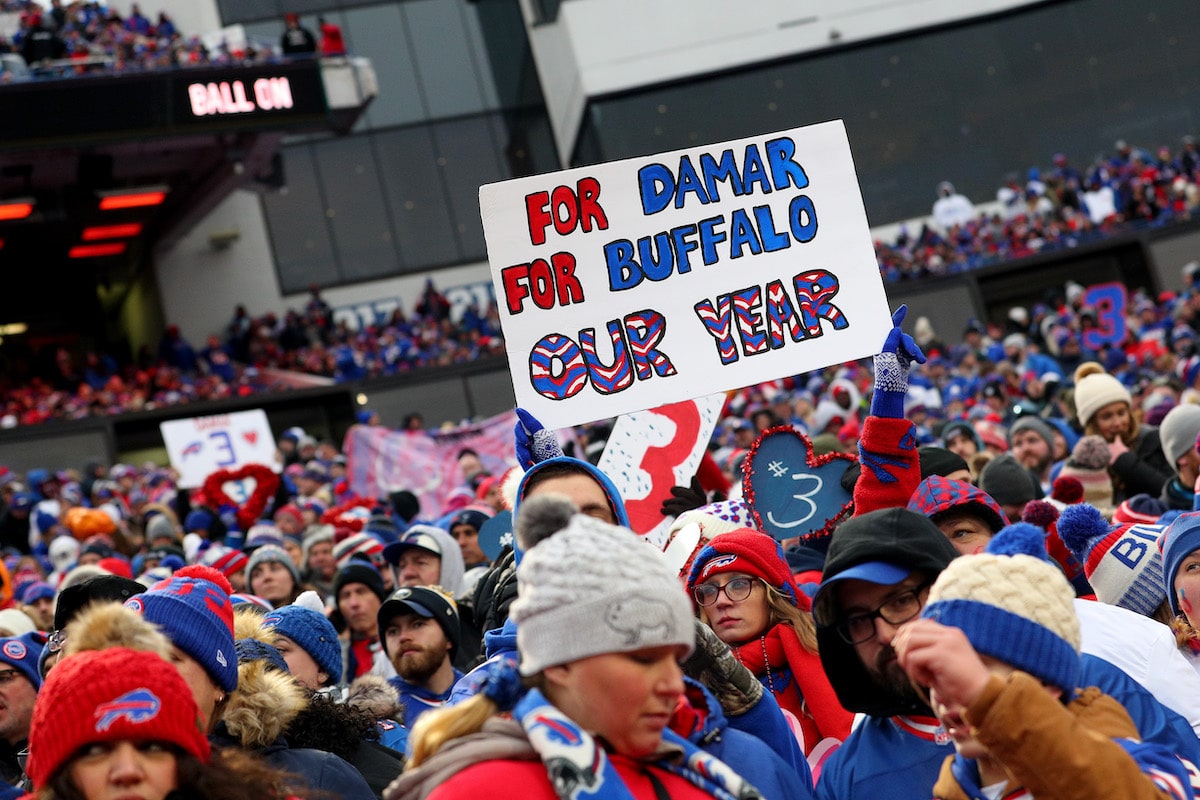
[604,595,679,646]
[2,641,25,660]
[701,553,738,578]
[95,688,161,731]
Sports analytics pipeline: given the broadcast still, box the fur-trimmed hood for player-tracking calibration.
[222,608,309,748]
[62,602,171,660]
[347,673,402,722]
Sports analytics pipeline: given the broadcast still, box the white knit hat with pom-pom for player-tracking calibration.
[1073,362,1131,427]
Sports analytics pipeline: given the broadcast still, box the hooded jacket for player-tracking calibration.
[812,507,959,717]
[513,457,629,540]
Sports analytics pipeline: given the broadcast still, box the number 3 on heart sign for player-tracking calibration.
[766,472,823,529]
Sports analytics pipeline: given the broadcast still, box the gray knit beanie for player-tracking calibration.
[1008,416,1055,452]
[511,496,694,676]
[978,454,1039,507]
[1159,404,1200,470]
[246,544,301,589]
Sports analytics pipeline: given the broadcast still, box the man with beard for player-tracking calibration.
[1007,416,1057,492]
[379,586,462,728]
[812,507,1200,800]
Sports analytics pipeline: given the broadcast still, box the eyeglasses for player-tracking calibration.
[837,583,930,645]
[693,577,757,607]
[46,629,66,655]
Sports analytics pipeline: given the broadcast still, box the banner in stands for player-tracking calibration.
[598,394,726,544]
[343,410,517,517]
[160,409,279,488]
[480,120,891,429]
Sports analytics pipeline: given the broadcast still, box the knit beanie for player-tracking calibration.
[301,524,335,565]
[246,544,301,589]
[1058,503,1164,615]
[1159,404,1200,470]
[511,496,694,677]
[262,597,342,685]
[183,508,215,534]
[1073,362,1132,427]
[333,531,384,570]
[0,631,46,688]
[26,648,210,791]
[1160,511,1200,616]
[686,529,805,609]
[922,523,1081,694]
[333,562,386,601]
[145,514,180,546]
[978,454,1039,507]
[126,570,237,692]
[244,523,285,553]
[1008,416,1055,452]
[1057,436,1114,508]
[200,544,250,580]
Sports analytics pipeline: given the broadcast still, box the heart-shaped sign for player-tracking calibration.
[222,477,256,505]
[743,426,856,543]
[202,464,280,531]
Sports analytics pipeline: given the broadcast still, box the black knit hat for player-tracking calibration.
[332,563,385,602]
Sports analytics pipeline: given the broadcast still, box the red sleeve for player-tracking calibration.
[852,416,920,516]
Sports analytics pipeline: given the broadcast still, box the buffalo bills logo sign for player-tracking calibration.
[2,641,25,661]
[95,689,161,731]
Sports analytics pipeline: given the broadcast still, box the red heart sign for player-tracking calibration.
[202,463,280,531]
[243,431,258,445]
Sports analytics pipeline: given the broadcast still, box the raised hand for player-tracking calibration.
[513,407,563,469]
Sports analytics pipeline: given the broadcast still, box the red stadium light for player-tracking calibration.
[0,200,34,221]
[69,242,127,258]
[82,223,143,240]
[97,186,168,211]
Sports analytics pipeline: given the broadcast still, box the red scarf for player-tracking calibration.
[733,623,853,753]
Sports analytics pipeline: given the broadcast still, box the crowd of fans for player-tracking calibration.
[879,137,1200,280]
[0,281,505,428]
[5,276,1200,798]
[0,0,293,77]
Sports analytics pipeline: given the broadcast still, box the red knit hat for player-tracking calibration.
[27,647,211,790]
[686,529,808,610]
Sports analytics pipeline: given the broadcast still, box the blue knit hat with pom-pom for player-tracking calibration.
[922,522,1081,693]
[261,592,342,686]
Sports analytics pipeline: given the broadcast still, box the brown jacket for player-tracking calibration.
[933,672,1179,800]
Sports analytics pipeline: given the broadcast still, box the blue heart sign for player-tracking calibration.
[744,427,856,542]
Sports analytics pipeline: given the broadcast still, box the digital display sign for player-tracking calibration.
[0,60,330,150]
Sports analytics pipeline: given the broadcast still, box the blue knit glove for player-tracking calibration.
[514,407,563,469]
[871,305,926,419]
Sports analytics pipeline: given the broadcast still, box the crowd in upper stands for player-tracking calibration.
[0,0,282,76]
[0,281,505,428]
[880,137,1200,280]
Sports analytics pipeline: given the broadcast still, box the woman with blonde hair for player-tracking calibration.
[686,530,852,755]
[387,496,786,800]
[1072,361,1170,502]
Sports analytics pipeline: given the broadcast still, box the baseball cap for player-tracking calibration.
[382,526,443,565]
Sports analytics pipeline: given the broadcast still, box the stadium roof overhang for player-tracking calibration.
[0,57,375,333]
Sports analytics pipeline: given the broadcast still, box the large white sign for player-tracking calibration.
[480,120,891,429]
[160,409,279,488]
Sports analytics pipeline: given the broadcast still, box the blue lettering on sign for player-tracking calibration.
[1082,282,1127,350]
